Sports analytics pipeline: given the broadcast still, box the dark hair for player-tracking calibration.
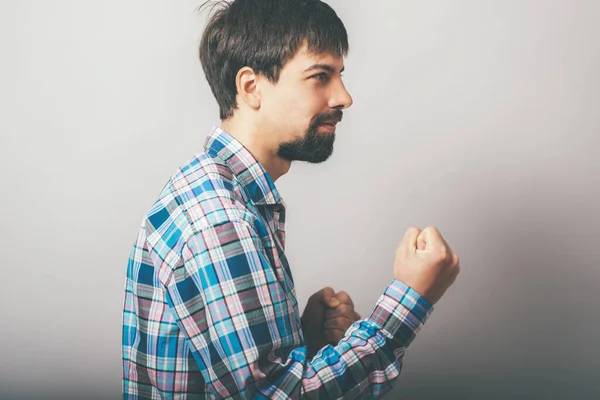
[198,0,349,120]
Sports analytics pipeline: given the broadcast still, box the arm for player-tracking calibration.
[163,219,433,399]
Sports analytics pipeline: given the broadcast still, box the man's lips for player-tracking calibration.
[317,123,337,132]
[318,120,340,127]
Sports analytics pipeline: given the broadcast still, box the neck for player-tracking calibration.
[220,117,291,182]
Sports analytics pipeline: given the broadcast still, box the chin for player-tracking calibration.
[277,131,335,163]
[299,147,335,164]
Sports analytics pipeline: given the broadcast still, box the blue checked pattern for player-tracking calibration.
[122,127,434,399]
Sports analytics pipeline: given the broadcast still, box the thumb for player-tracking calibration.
[318,287,340,308]
[401,226,421,254]
[417,226,444,251]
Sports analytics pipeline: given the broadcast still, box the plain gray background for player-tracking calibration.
[1,0,599,399]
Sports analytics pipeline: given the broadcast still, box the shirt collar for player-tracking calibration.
[204,126,284,207]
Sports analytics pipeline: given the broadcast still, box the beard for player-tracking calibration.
[277,109,343,163]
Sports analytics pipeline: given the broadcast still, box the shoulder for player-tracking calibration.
[145,151,254,245]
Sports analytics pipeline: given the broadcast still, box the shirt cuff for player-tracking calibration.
[367,279,434,348]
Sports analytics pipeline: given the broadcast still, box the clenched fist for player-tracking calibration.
[394,226,460,305]
[301,287,360,356]
[323,291,361,344]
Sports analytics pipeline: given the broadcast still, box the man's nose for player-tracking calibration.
[330,81,353,110]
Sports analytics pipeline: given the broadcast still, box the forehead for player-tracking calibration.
[282,45,345,74]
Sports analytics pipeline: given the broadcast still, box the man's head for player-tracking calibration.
[199,0,353,163]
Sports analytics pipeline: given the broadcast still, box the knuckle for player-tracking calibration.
[452,253,460,266]
[439,246,448,258]
[332,309,346,320]
[339,292,354,307]
[407,226,420,234]
[425,225,438,233]
[435,249,447,263]
[319,286,335,300]
[336,291,349,301]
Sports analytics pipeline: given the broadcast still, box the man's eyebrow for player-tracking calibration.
[304,64,345,74]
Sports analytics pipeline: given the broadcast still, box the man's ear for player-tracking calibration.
[235,67,261,110]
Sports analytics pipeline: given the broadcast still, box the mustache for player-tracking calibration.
[311,109,343,126]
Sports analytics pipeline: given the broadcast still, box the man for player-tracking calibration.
[122,0,460,398]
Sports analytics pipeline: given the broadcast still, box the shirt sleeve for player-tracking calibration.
[162,218,433,399]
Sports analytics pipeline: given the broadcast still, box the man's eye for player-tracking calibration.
[312,73,329,82]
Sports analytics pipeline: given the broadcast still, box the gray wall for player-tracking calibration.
[1,0,598,398]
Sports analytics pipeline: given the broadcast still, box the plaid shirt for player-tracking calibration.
[122,127,434,399]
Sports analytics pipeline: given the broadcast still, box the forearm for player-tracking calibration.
[189,279,432,399]
[299,279,433,398]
